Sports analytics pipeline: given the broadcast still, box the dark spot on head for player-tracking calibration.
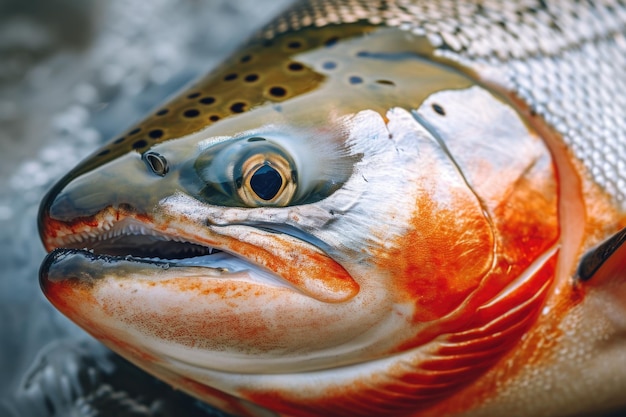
[247,137,266,142]
[230,102,246,113]
[287,41,302,49]
[97,149,110,156]
[349,76,363,85]
[244,74,259,82]
[199,96,215,105]
[376,79,395,86]
[187,92,201,99]
[184,109,200,118]
[132,139,147,149]
[288,62,304,71]
[148,129,164,139]
[113,137,125,144]
[269,86,287,97]
[240,54,252,63]
[129,127,141,135]
[156,109,169,116]
[432,103,446,116]
[224,73,238,81]
[209,115,220,122]
[325,36,339,47]
[322,61,337,70]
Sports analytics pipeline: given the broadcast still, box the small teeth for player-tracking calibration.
[52,218,219,255]
[68,234,85,244]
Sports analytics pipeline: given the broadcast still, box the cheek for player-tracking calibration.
[383,197,494,322]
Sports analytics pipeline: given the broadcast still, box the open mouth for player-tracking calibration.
[39,214,299,299]
[44,216,227,269]
[59,219,222,262]
[40,207,359,303]
[41,216,273,283]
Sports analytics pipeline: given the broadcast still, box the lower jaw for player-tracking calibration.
[40,247,293,291]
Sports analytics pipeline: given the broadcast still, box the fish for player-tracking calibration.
[37,0,626,416]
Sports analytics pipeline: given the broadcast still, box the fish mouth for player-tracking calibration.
[40,206,359,303]
[47,218,221,262]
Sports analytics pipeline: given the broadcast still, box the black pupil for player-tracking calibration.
[250,164,283,200]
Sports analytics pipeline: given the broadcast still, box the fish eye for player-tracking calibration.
[143,151,169,176]
[191,132,351,208]
[235,149,296,206]
[194,137,299,208]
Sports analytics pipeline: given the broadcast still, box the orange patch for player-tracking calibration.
[418,84,611,417]
[196,229,359,303]
[379,196,494,323]
[242,253,557,417]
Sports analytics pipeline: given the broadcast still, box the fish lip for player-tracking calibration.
[38,248,152,288]
[38,204,255,291]
[43,247,178,269]
[40,204,219,257]
[39,207,249,274]
[47,216,220,260]
[38,212,298,296]
[39,205,360,303]
[39,247,227,287]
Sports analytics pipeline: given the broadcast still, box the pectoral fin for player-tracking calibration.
[577,227,626,284]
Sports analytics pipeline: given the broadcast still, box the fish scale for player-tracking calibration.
[261,0,626,208]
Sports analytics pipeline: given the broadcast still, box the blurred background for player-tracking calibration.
[0,0,292,415]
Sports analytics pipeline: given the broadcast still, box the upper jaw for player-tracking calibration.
[45,215,219,262]
[40,205,213,260]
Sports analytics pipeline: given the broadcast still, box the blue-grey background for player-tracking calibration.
[0,1,292,415]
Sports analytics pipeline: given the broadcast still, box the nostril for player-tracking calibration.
[143,151,169,176]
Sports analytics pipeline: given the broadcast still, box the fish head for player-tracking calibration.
[39,24,562,415]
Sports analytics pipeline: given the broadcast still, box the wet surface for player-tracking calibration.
[0,1,292,415]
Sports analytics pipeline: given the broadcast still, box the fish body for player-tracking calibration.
[38,1,626,417]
